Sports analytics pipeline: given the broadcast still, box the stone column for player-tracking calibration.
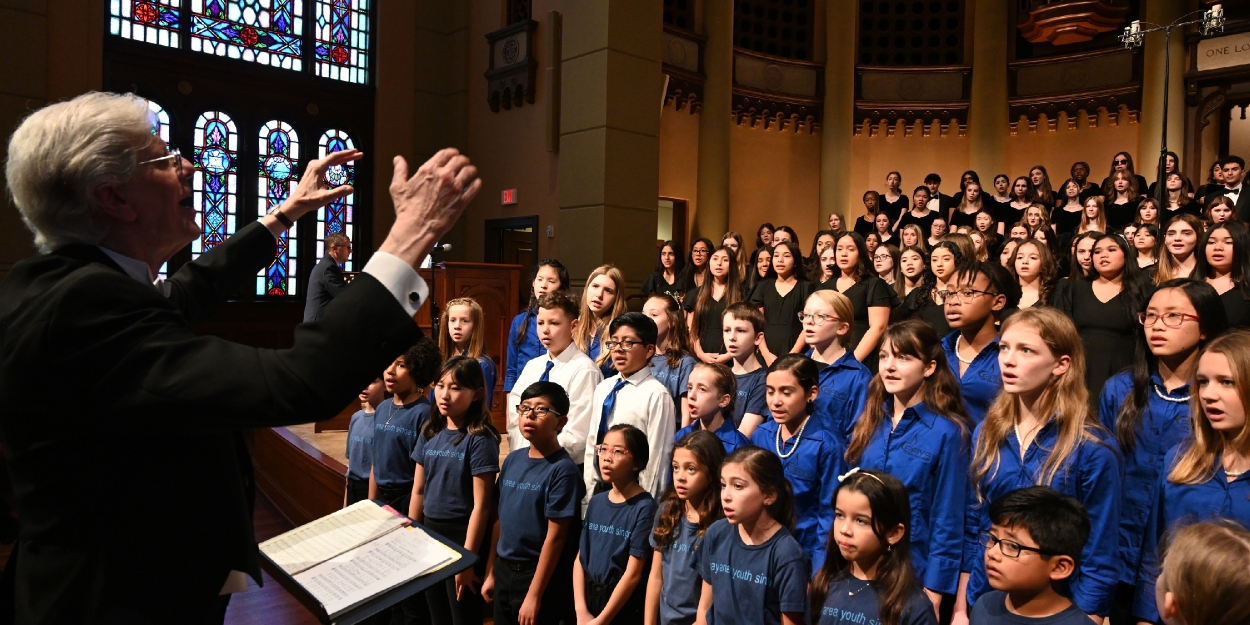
[968,0,1008,178]
[558,0,663,283]
[694,0,732,241]
[821,0,856,221]
[1139,0,1186,186]
[372,0,418,250]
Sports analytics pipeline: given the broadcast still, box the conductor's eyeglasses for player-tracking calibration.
[139,148,184,178]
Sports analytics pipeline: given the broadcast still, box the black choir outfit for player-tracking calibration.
[996,203,1028,230]
[1056,279,1137,405]
[897,209,938,238]
[1052,206,1084,238]
[853,214,875,237]
[949,209,978,231]
[748,278,815,359]
[1105,200,1138,232]
[879,193,909,224]
[1219,286,1250,329]
[817,275,898,371]
[641,271,682,299]
[894,288,951,338]
[683,285,729,354]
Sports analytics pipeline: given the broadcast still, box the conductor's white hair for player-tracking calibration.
[5,92,154,252]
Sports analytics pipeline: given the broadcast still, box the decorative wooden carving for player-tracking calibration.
[853,65,970,135]
[1017,0,1129,46]
[485,19,539,112]
[731,49,823,132]
[1007,47,1141,129]
[664,0,696,31]
[664,27,705,114]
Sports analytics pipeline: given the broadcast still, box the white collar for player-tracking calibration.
[1227,183,1243,194]
[98,247,156,285]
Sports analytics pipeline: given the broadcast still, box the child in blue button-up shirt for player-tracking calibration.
[960,308,1122,622]
[802,290,872,444]
[1132,330,1250,623]
[845,320,971,610]
[1098,279,1227,606]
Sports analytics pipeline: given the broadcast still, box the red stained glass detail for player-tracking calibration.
[330,46,348,64]
[240,26,259,46]
[134,2,159,23]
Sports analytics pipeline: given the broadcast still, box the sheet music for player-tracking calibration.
[293,525,459,618]
[260,500,409,575]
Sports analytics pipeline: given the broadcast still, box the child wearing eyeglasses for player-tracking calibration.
[970,487,1092,625]
[574,424,657,625]
[482,381,584,625]
[582,312,677,503]
[802,290,871,444]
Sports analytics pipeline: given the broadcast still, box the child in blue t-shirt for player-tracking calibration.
[369,338,441,511]
[574,424,658,625]
[750,354,847,570]
[696,447,810,625]
[344,377,384,506]
[646,429,726,625]
[483,381,584,625]
[969,487,1093,625]
[722,303,768,437]
[409,356,501,625]
[674,363,751,454]
[810,468,936,625]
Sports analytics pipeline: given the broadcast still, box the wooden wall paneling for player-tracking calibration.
[251,427,348,528]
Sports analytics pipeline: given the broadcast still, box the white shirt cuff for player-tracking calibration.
[362,251,428,318]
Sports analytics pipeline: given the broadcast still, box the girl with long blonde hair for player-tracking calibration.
[575,264,628,375]
[1132,330,1250,624]
[959,308,1122,623]
[1154,213,1204,285]
[438,297,498,408]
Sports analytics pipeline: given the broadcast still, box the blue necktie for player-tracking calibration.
[597,378,629,444]
[538,360,555,383]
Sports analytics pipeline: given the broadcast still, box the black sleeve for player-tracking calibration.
[166,222,278,327]
[53,266,422,433]
[323,262,348,299]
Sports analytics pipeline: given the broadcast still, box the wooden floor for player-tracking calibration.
[225,491,323,625]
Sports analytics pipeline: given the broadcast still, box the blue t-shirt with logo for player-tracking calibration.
[496,447,584,561]
[649,504,705,625]
[817,576,936,625]
[970,590,1090,625]
[651,353,697,409]
[411,426,500,520]
[578,490,657,584]
[697,519,810,625]
[345,409,375,481]
[371,398,431,487]
[733,368,768,427]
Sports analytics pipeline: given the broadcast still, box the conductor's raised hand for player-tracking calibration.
[382,148,482,269]
[279,149,363,220]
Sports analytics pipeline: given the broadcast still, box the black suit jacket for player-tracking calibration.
[303,254,347,322]
[0,222,421,623]
[1217,185,1250,222]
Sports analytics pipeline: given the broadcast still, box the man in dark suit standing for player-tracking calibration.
[1218,156,1250,222]
[0,92,481,624]
[303,233,352,322]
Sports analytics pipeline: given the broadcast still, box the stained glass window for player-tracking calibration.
[191,0,304,70]
[314,0,369,84]
[146,99,173,279]
[111,0,182,47]
[257,121,300,296]
[192,111,238,260]
[315,129,356,270]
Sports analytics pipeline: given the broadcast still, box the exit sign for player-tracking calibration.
[502,188,518,205]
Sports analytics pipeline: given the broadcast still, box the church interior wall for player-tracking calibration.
[658,100,699,244]
[728,118,823,242]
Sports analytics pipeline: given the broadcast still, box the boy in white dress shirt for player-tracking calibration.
[582,312,676,503]
[508,291,603,466]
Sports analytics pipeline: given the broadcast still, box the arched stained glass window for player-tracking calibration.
[111,0,182,47]
[191,0,304,70]
[316,129,355,270]
[257,121,300,296]
[192,111,238,260]
[314,0,370,84]
[146,99,173,279]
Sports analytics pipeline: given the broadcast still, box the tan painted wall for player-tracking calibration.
[849,122,971,224]
[658,99,699,239]
[1005,112,1142,188]
[454,0,563,265]
[729,121,822,246]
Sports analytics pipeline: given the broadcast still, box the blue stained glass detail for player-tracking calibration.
[192,111,238,260]
[111,0,182,47]
[315,0,369,84]
[257,120,300,296]
[317,129,356,270]
[190,0,304,70]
